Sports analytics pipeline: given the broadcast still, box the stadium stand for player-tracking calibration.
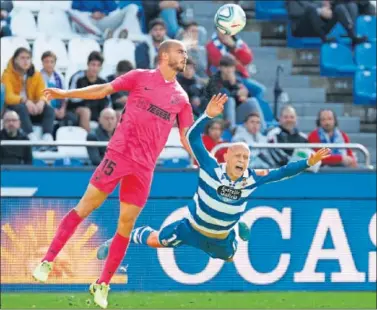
[1,0,376,168]
[320,43,357,77]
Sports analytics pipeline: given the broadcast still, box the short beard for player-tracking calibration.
[168,61,184,73]
[5,129,18,137]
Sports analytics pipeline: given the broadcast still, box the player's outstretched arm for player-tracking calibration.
[186,94,228,168]
[43,83,114,101]
[254,148,331,185]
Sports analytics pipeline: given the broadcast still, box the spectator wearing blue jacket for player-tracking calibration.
[0,0,12,38]
[135,18,169,69]
[69,0,142,40]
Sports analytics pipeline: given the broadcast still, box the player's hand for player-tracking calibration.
[43,88,67,101]
[206,93,228,118]
[308,148,331,166]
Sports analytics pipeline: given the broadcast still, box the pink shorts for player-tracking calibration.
[90,149,153,207]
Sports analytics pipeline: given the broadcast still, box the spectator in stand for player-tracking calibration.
[202,119,227,164]
[142,0,183,38]
[308,109,357,167]
[286,0,368,46]
[267,105,308,167]
[206,55,264,132]
[358,0,376,15]
[177,21,208,81]
[87,108,117,166]
[40,51,78,127]
[69,0,142,40]
[0,110,32,165]
[0,0,12,38]
[232,112,274,168]
[206,30,273,123]
[1,48,54,142]
[107,60,133,121]
[135,18,169,69]
[67,51,109,132]
[177,58,205,118]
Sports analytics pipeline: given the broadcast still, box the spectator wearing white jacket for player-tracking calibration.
[232,113,274,168]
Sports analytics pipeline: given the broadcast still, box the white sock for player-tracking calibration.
[42,133,53,141]
[28,132,38,141]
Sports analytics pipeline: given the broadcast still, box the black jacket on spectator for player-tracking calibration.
[177,74,203,101]
[87,125,113,166]
[267,125,308,166]
[0,129,32,165]
[177,74,205,116]
[68,71,109,121]
[357,0,376,15]
[107,74,128,110]
[205,71,244,105]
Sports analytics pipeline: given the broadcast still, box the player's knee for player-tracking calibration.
[117,204,142,235]
[75,185,107,218]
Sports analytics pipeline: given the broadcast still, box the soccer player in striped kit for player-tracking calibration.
[97,94,331,263]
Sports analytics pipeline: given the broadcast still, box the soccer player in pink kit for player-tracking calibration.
[32,40,205,308]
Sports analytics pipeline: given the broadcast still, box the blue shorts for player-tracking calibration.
[158,218,237,261]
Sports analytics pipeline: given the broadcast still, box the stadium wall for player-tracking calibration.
[1,168,376,292]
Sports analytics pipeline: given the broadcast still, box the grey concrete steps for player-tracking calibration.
[298,116,360,133]
[265,87,326,103]
[347,133,376,148]
[254,74,310,88]
[270,103,345,117]
[252,59,293,75]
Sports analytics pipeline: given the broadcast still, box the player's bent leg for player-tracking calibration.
[33,184,108,283]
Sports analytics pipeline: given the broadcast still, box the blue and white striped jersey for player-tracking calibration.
[186,113,309,236]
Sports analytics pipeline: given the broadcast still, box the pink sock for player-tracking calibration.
[98,233,130,284]
[42,209,83,262]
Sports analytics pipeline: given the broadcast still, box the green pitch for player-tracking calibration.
[1,292,376,309]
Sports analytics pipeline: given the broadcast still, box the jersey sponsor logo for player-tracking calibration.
[217,185,242,202]
[147,104,171,121]
[136,99,171,121]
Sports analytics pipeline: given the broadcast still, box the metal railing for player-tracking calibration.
[0,140,373,168]
[0,141,184,148]
[211,142,372,168]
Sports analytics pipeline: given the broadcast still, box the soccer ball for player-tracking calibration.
[214,4,246,36]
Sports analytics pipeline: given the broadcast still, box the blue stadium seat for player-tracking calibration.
[357,15,376,40]
[354,69,376,105]
[287,23,351,48]
[54,158,83,167]
[32,159,47,167]
[255,1,287,20]
[286,23,322,48]
[320,43,357,77]
[355,42,376,70]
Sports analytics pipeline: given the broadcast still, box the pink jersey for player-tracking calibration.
[109,69,193,170]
